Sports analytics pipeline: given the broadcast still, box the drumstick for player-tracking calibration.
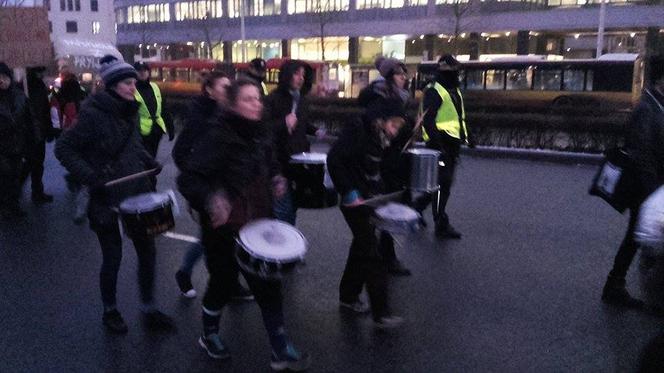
[104,168,160,188]
[400,109,428,154]
[362,191,405,207]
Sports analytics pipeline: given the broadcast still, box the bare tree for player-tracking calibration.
[200,11,223,59]
[312,0,338,61]
[447,0,478,55]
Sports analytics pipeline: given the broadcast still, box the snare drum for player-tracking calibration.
[290,152,338,209]
[407,148,441,193]
[119,192,175,238]
[371,202,421,235]
[235,219,307,280]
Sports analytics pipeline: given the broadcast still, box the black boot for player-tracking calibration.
[601,275,644,309]
[435,223,462,239]
[32,192,53,204]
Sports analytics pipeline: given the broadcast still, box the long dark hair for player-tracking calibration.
[201,70,229,97]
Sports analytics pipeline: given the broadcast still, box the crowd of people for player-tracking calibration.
[2,53,664,371]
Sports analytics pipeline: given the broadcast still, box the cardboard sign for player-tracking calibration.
[0,7,53,68]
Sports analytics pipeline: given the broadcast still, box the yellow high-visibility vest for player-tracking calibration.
[135,82,166,136]
[422,82,467,143]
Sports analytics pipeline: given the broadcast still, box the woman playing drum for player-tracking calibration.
[327,97,407,328]
[176,79,311,371]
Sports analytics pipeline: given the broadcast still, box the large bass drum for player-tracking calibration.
[290,152,338,209]
[235,219,308,280]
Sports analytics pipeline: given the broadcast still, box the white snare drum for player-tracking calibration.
[119,192,175,238]
[371,202,421,235]
[235,219,308,280]
[290,152,337,209]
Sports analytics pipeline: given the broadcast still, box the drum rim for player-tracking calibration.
[237,219,308,263]
[119,192,172,214]
[407,148,441,156]
[290,152,327,164]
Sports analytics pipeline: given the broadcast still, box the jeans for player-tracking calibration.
[339,205,390,320]
[179,242,204,275]
[609,206,640,279]
[273,187,297,225]
[201,223,286,350]
[94,222,156,308]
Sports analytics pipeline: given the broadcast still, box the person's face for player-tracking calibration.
[393,70,407,89]
[206,77,231,107]
[137,69,150,81]
[232,85,263,121]
[290,67,305,92]
[112,77,137,101]
[0,74,11,91]
[382,117,404,140]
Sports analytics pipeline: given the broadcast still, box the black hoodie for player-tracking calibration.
[263,60,316,177]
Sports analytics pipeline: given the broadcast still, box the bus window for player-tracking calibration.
[150,68,160,81]
[563,69,585,92]
[175,68,189,82]
[533,69,561,91]
[485,70,505,90]
[586,70,594,91]
[506,69,531,90]
[465,69,484,90]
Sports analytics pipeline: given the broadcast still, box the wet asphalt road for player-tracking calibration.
[1,141,663,373]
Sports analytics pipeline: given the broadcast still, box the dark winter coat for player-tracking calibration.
[627,88,664,204]
[327,119,387,200]
[27,71,53,142]
[176,112,281,231]
[172,95,220,171]
[263,60,315,178]
[0,84,32,168]
[55,91,158,229]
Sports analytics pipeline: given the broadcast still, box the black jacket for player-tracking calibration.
[176,112,281,230]
[327,119,387,200]
[628,88,664,203]
[172,95,220,171]
[0,84,33,161]
[55,91,158,228]
[263,60,315,177]
[27,72,53,143]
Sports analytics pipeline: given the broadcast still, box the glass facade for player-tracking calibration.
[175,1,223,20]
[127,4,170,23]
[288,0,349,14]
[228,0,282,17]
[291,37,349,61]
[231,40,282,62]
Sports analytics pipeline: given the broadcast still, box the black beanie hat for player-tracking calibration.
[99,55,137,87]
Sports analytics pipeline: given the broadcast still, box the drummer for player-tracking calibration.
[55,55,174,334]
[327,97,407,328]
[264,60,320,225]
[177,78,311,371]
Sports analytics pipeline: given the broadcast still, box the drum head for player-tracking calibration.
[375,203,419,222]
[119,192,170,213]
[290,152,327,164]
[238,219,307,263]
[407,148,441,157]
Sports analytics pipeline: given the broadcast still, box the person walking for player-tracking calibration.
[327,97,407,328]
[243,58,269,96]
[24,66,55,204]
[134,61,173,159]
[421,54,470,239]
[601,57,664,309]
[177,78,310,370]
[55,55,174,334]
[358,57,413,276]
[172,70,253,301]
[0,62,32,218]
[264,60,316,225]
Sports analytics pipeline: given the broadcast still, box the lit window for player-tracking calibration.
[287,0,349,14]
[92,21,100,34]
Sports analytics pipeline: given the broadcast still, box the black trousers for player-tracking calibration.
[609,206,640,279]
[0,156,24,210]
[94,222,156,308]
[201,224,285,337]
[339,205,390,320]
[22,140,46,195]
[141,126,163,159]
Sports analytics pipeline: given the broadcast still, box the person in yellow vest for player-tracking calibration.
[421,54,470,239]
[133,61,174,159]
[244,58,269,97]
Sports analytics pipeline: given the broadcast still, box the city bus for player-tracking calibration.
[415,54,644,112]
[147,58,340,98]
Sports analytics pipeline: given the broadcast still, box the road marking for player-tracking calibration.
[162,231,200,243]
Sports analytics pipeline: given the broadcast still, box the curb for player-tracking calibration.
[462,146,604,165]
